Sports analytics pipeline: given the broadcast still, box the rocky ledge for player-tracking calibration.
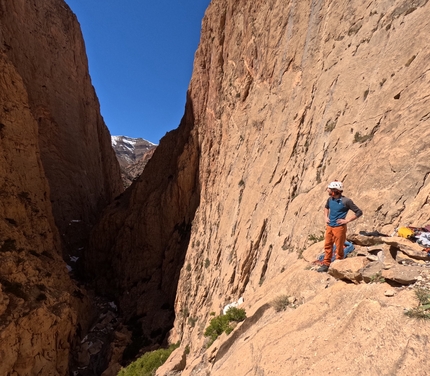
[305,235,430,289]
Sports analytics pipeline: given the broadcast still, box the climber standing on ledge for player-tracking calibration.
[317,181,363,273]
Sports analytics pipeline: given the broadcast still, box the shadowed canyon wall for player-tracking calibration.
[88,97,200,345]
[0,0,122,374]
[0,51,80,375]
[89,0,430,374]
[0,0,123,256]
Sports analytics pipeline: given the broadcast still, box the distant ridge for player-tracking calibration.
[111,135,157,187]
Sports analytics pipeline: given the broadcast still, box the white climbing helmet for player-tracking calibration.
[328,180,343,191]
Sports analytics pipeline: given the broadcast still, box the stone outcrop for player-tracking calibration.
[172,268,429,376]
[111,136,157,188]
[0,0,123,375]
[303,238,430,286]
[88,0,430,374]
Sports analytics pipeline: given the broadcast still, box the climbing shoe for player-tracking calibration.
[317,265,329,273]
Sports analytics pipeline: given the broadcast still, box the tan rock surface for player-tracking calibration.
[208,276,428,376]
[328,257,369,282]
[361,261,385,283]
[163,263,428,376]
[155,347,187,376]
[382,265,424,284]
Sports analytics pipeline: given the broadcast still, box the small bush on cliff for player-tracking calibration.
[204,307,246,347]
[369,272,385,283]
[271,295,290,312]
[353,131,373,143]
[118,343,179,376]
[308,232,324,244]
[405,288,430,320]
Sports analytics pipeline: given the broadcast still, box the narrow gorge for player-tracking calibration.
[1,0,430,375]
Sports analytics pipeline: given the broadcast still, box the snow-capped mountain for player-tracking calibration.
[111,136,157,187]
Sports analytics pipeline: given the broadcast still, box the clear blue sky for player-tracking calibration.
[64,0,211,144]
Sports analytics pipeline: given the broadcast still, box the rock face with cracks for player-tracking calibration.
[90,0,430,374]
[0,52,82,376]
[0,0,123,257]
[0,0,122,375]
[2,0,430,374]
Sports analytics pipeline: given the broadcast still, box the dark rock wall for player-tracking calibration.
[87,96,200,344]
[0,0,123,374]
[0,0,123,256]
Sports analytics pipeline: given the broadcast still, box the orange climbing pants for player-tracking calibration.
[322,225,347,266]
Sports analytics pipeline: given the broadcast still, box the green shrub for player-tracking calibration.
[204,307,246,347]
[405,288,430,320]
[308,233,324,244]
[369,272,385,283]
[225,307,246,322]
[118,343,180,376]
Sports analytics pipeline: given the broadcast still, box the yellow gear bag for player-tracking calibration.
[397,226,414,238]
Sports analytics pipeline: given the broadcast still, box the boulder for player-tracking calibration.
[328,257,369,283]
[155,346,187,376]
[360,261,385,283]
[381,237,430,260]
[381,265,423,285]
[348,234,386,246]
